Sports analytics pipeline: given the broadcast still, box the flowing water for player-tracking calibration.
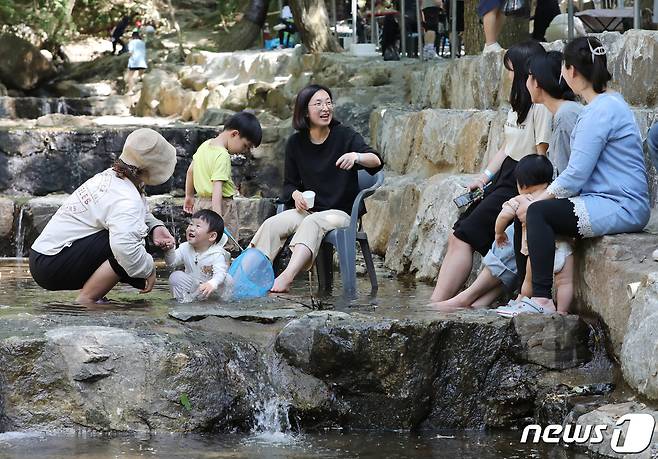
[12,207,26,258]
[0,259,596,458]
[0,429,590,458]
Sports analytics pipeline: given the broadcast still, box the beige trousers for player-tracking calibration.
[194,197,239,240]
[250,209,351,268]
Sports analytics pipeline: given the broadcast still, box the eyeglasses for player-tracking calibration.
[308,100,333,110]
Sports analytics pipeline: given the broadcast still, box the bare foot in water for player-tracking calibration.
[430,298,469,313]
[270,274,293,293]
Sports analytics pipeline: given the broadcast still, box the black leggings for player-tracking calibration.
[526,199,579,299]
[513,218,526,293]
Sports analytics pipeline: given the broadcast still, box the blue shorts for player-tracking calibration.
[478,0,505,17]
[482,224,518,291]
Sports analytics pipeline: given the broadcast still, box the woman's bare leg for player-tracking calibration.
[271,244,313,293]
[433,267,502,310]
[431,234,475,302]
[76,260,120,304]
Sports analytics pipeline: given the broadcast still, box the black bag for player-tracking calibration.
[502,0,529,17]
[383,46,400,61]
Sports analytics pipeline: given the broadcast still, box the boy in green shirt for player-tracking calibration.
[184,112,262,239]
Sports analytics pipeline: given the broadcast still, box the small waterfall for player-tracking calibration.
[56,98,68,114]
[41,99,51,116]
[251,396,295,443]
[246,349,299,445]
[14,206,26,258]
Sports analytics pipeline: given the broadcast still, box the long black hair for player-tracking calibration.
[292,84,334,130]
[563,36,612,94]
[504,40,546,124]
[527,51,576,101]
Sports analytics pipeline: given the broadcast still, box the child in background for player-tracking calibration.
[184,112,262,240]
[166,210,232,302]
[494,155,574,316]
[126,31,147,94]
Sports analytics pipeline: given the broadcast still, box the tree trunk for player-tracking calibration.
[290,0,341,53]
[215,0,270,51]
[463,0,529,55]
[165,0,186,60]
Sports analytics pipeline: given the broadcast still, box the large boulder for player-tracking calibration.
[621,272,658,401]
[275,310,600,430]
[0,34,55,90]
[0,322,264,432]
[575,402,658,458]
[363,173,475,281]
[575,233,658,358]
[371,107,503,176]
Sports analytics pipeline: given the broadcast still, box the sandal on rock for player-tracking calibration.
[496,297,553,318]
[494,297,526,316]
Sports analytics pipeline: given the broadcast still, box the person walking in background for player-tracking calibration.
[532,0,560,42]
[110,14,133,55]
[479,0,504,53]
[126,31,147,94]
[274,0,296,48]
[421,0,443,59]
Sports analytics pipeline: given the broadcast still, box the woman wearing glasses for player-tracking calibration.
[514,36,650,314]
[250,84,383,293]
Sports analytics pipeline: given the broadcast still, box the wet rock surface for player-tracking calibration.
[0,303,613,434]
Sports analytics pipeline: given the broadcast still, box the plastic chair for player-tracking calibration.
[277,169,385,295]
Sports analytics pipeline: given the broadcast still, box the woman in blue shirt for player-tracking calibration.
[517,36,650,314]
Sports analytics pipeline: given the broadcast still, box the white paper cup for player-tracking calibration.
[302,191,315,209]
[627,281,642,299]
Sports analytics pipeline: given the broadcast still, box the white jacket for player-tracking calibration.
[32,169,163,279]
[164,239,230,289]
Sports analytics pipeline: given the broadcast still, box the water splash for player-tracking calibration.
[14,206,26,258]
[56,98,69,114]
[250,396,297,444]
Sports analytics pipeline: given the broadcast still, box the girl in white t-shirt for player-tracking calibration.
[431,40,552,303]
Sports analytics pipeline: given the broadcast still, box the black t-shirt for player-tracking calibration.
[281,121,383,215]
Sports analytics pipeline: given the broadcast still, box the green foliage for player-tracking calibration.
[0,0,76,43]
[218,0,243,17]
[180,393,192,411]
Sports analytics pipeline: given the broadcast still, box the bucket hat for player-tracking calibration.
[119,128,176,185]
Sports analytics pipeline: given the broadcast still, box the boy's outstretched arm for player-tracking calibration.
[184,162,195,214]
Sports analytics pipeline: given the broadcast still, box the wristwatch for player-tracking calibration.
[355,153,362,165]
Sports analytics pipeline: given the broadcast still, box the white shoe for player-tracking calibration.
[423,45,439,60]
[482,42,503,54]
[652,247,658,261]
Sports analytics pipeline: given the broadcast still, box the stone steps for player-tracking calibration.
[410,30,658,110]
[0,95,133,119]
[369,105,658,202]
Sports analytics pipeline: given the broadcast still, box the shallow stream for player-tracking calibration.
[0,259,593,458]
